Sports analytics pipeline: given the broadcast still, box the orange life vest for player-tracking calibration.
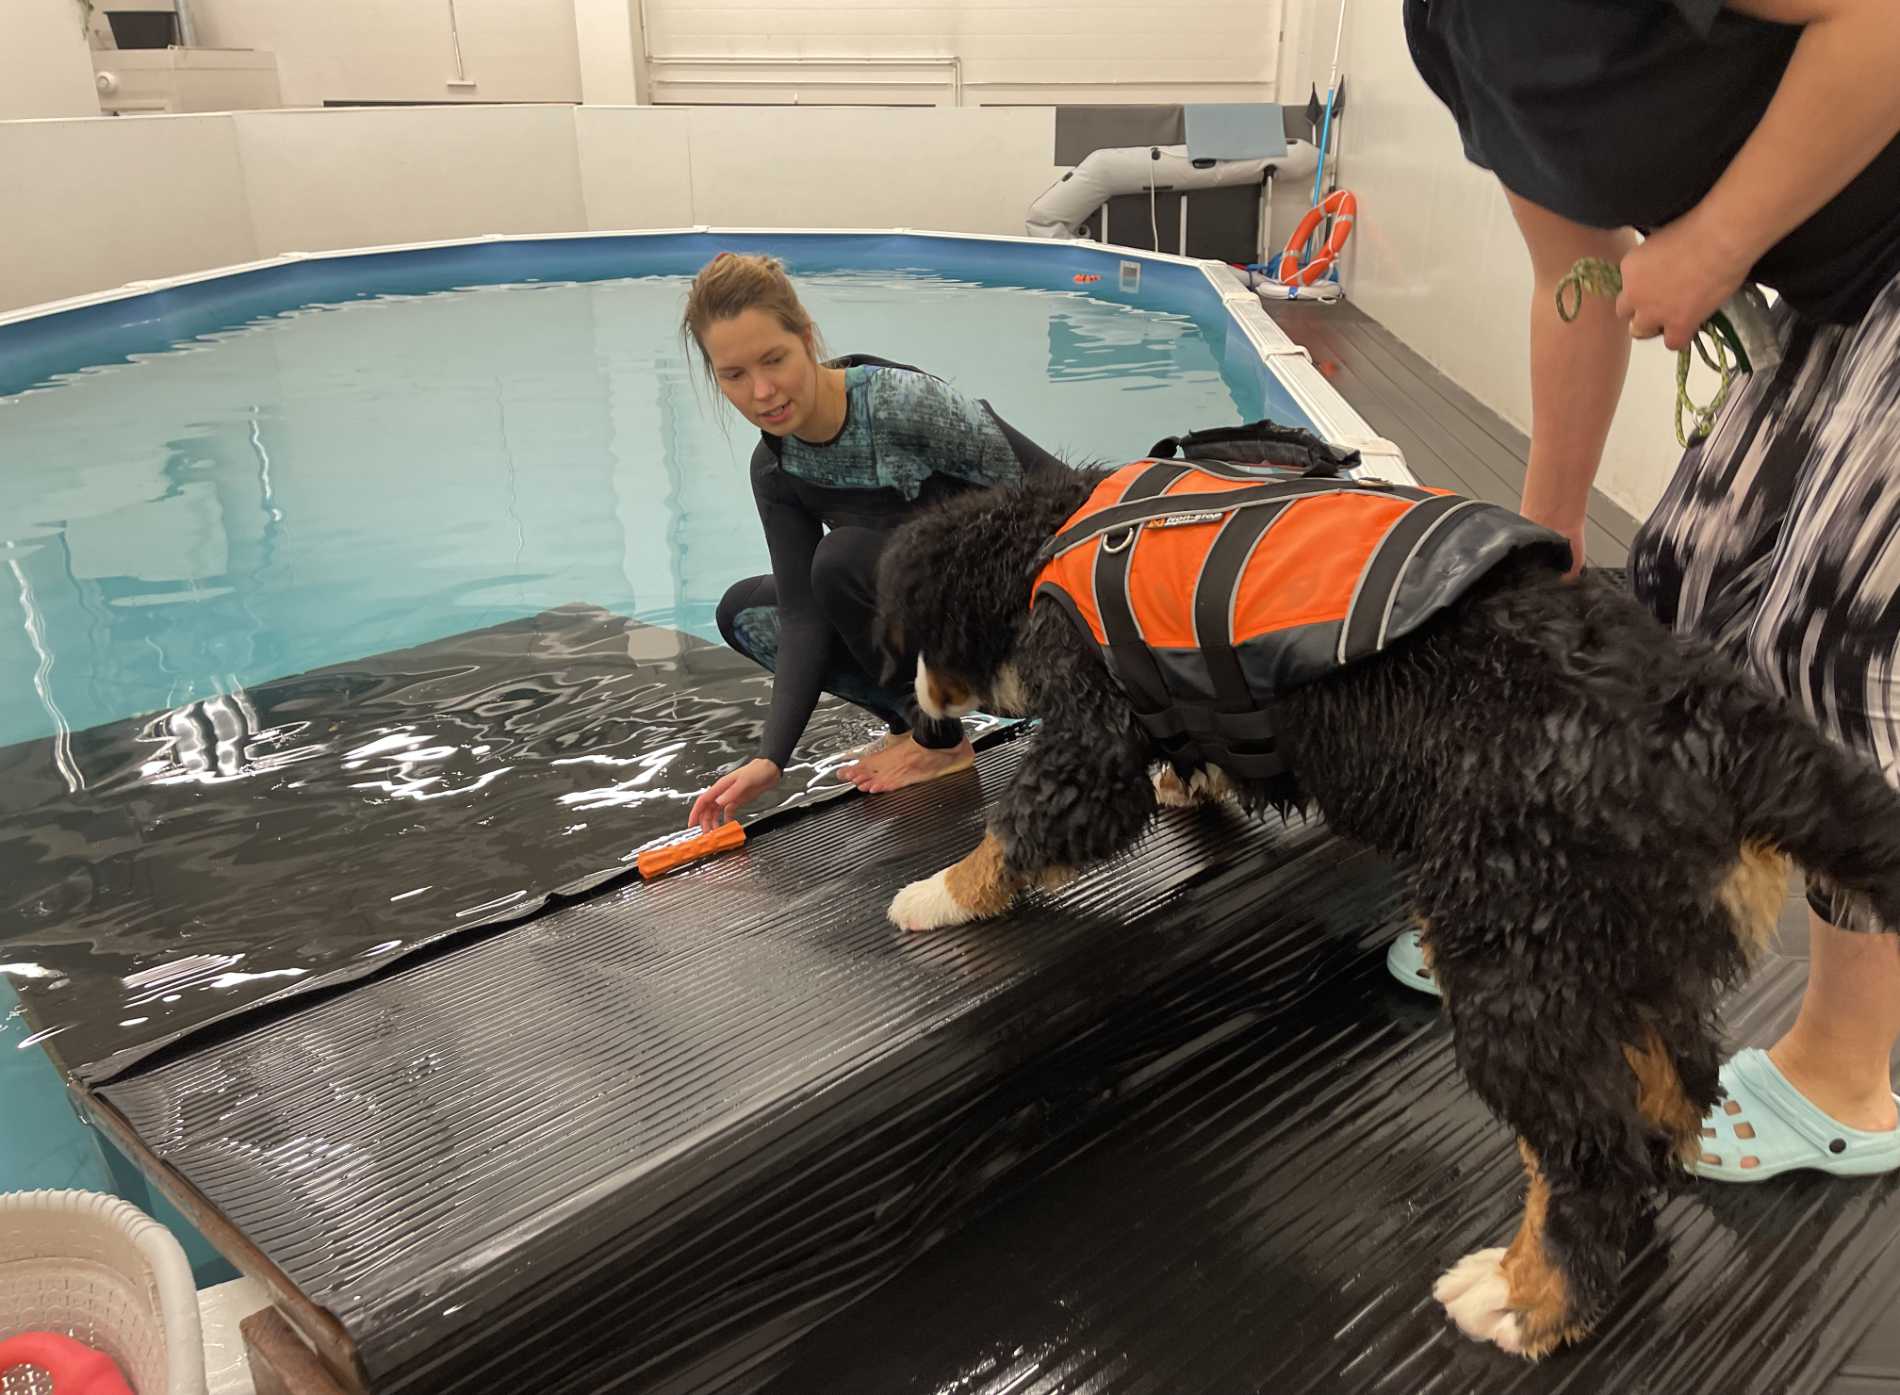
[1030,453,1568,784]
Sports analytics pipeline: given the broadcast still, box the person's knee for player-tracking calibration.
[717,576,768,651]
[715,584,747,649]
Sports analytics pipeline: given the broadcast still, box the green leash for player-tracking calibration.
[1556,256,1758,447]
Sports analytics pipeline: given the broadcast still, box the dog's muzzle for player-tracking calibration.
[915,655,979,720]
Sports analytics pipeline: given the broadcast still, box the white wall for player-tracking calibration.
[188,0,583,107]
[573,0,648,105]
[643,0,1280,105]
[4,0,1282,117]
[1272,0,1704,522]
[684,107,1054,232]
[3,0,100,119]
[0,115,258,312]
[234,105,587,254]
[0,105,1061,314]
[575,106,695,228]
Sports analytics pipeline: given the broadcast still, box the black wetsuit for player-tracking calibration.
[716,354,1064,768]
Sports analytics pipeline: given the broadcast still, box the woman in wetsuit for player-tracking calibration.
[683,252,1062,834]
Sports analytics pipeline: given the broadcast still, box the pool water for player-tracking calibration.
[0,267,1280,1273]
[0,270,1282,749]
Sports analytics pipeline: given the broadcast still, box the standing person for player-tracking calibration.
[1389,0,1900,1182]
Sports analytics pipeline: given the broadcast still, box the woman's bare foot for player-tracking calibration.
[840,730,904,763]
[839,732,975,792]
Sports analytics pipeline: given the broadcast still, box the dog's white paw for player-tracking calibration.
[887,870,976,933]
[1433,1248,1524,1356]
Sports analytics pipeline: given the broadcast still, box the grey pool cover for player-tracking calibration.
[0,606,1005,1083]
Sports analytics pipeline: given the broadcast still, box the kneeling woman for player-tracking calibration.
[684,253,1062,833]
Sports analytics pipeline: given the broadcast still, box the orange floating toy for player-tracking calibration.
[0,1332,136,1395]
[1073,273,1101,284]
[637,820,746,879]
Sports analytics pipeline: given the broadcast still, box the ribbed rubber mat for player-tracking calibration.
[95,738,1371,1394]
[757,916,1900,1395]
[1,606,1004,1083]
[80,604,1900,1395]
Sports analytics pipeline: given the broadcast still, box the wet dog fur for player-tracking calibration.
[873,461,1900,1359]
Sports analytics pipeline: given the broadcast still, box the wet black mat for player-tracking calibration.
[94,739,1351,1393]
[90,726,1900,1395]
[1,606,1004,1083]
[756,925,1900,1395]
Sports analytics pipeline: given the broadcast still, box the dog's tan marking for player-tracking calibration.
[1623,1028,1703,1167]
[1037,865,1078,892]
[990,662,1030,717]
[1499,1141,1592,1358]
[1152,765,1240,810]
[1717,842,1791,962]
[1153,766,1196,808]
[931,673,972,712]
[1198,766,1240,804]
[1411,913,1446,1001]
[943,832,1023,918]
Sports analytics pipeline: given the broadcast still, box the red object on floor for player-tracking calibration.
[0,1332,137,1395]
[637,819,747,879]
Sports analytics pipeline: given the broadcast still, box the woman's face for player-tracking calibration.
[701,308,820,436]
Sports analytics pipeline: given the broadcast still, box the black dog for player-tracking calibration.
[873,455,1900,1359]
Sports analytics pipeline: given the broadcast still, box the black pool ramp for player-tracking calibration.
[89,736,1900,1395]
[87,729,1366,1394]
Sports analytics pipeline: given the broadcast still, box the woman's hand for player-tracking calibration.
[689,757,780,833]
[1621,0,1900,348]
[1528,513,1589,580]
[1614,214,1755,351]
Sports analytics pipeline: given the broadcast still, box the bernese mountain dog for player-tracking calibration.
[870,442,1900,1360]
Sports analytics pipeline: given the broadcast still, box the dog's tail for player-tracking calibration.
[1720,680,1900,932]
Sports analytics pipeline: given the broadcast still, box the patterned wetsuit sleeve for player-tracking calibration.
[750,446,830,771]
[867,369,1028,495]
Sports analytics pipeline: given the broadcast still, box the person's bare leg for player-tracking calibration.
[1766,910,1900,1132]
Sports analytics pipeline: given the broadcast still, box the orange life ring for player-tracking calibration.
[1277,189,1357,286]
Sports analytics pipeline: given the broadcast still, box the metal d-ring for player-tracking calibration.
[1101,526,1137,554]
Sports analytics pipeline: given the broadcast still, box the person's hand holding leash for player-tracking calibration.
[1615,214,1757,350]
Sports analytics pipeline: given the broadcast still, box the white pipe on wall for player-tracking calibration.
[1025,141,1319,240]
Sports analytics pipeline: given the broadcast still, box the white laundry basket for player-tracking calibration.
[0,1190,206,1395]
